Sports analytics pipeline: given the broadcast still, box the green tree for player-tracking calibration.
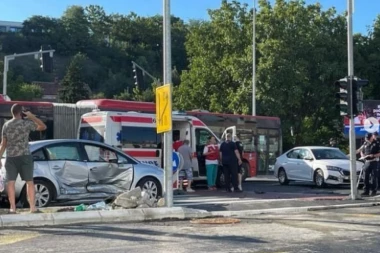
[58,52,90,103]
[8,83,43,101]
[256,0,347,147]
[175,1,253,114]
[61,6,91,54]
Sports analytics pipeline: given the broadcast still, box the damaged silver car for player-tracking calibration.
[0,139,163,207]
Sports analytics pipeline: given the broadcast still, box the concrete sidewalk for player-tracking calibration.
[1,196,379,228]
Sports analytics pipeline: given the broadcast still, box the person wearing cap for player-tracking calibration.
[374,132,380,188]
[360,133,380,196]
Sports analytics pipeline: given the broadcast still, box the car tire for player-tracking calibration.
[137,177,162,200]
[278,168,289,185]
[22,179,54,208]
[314,169,326,188]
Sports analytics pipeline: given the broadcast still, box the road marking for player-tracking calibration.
[0,232,40,245]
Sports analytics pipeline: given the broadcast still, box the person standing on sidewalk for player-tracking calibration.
[203,136,219,190]
[219,133,242,192]
[360,133,380,197]
[374,132,380,188]
[0,104,47,213]
[178,139,195,193]
[234,135,244,191]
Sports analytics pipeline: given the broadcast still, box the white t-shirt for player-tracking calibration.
[203,145,219,165]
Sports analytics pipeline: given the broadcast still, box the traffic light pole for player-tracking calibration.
[2,49,55,98]
[163,0,173,207]
[347,0,358,200]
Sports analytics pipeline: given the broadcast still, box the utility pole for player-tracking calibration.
[163,0,173,207]
[347,0,357,200]
[252,0,256,116]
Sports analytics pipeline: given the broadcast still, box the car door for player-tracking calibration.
[285,149,303,180]
[45,142,89,195]
[82,143,134,192]
[297,148,314,181]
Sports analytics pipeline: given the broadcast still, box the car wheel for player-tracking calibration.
[21,180,54,208]
[137,177,161,200]
[278,168,289,185]
[314,169,326,188]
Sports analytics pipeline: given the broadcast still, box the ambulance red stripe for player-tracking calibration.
[81,116,103,123]
[124,150,157,157]
[192,120,205,126]
[110,116,152,123]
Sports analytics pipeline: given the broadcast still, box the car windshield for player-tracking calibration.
[311,149,348,160]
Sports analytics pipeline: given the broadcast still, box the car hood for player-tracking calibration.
[314,159,362,172]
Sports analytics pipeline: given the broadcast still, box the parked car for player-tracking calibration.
[274,146,363,187]
[0,139,163,207]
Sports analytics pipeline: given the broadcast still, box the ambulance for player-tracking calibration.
[78,110,220,183]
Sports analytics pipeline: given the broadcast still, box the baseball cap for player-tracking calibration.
[365,133,373,139]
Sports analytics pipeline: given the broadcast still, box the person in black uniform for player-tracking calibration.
[234,135,244,191]
[360,133,380,196]
[219,133,242,192]
[374,132,380,188]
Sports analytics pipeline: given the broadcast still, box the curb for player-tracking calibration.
[210,202,380,217]
[1,201,380,228]
[0,207,210,228]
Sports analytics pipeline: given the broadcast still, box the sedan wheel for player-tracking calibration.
[33,180,53,208]
[138,177,161,200]
[278,169,289,185]
[314,170,326,188]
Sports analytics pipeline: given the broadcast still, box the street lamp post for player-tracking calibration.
[252,0,256,116]
[347,0,358,200]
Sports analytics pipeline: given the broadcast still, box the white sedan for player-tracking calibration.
[274,146,363,187]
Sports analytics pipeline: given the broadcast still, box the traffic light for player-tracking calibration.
[40,45,53,73]
[352,77,369,116]
[335,77,351,116]
[132,63,146,89]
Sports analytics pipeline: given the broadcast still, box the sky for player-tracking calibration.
[1,0,379,34]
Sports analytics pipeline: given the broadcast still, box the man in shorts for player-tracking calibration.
[0,104,47,213]
[178,139,195,192]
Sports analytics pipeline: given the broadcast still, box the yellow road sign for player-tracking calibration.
[156,84,172,133]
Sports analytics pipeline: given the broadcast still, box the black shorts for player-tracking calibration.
[5,155,34,181]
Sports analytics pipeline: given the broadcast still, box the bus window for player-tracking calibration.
[79,126,105,143]
[121,126,161,149]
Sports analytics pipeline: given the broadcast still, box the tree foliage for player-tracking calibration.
[58,53,90,103]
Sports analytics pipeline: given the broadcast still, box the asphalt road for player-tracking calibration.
[1,206,380,252]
